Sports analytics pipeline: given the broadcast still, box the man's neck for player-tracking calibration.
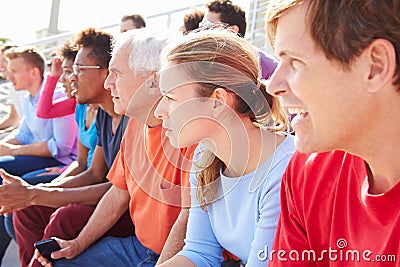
[146,114,162,128]
[99,97,121,119]
[358,121,400,194]
[27,78,43,97]
[365,159,400,194]
[346,91,400,194]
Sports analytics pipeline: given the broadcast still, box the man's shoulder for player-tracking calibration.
[284,150,363,190]
[96,107,109,123]
[288,149,360,170]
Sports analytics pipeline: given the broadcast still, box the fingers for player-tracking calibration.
[49,237,68,260]
[0,169,19,185]
[34,249,52,267]
[0,169,9,181]
[0,201,19,216]
[42,167,61,175]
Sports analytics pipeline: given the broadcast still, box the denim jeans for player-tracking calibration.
[4,214,15,241]
[54,236,159,267]
[0,155,63,178]
[21,166,64,183]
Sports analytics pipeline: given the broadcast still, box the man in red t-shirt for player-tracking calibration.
[265,0,400,266]
[35,29,195,267]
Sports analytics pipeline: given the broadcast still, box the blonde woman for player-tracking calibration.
[155,30,295,267]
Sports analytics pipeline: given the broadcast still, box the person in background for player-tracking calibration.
[200,0,278,80]
[266,0,400,266]
[181,7,205,35]
[0,43,27,138]
[0,45,78,180]
[36,38,77,118]
[120,14,146,33]
[155,29,295,267]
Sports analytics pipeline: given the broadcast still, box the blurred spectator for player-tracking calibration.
[199,0,278,80]
[120,14,146,33]
[0,43,27,137]
[202,0,246,37]
[1,45,78,178]
[182,8,205,35]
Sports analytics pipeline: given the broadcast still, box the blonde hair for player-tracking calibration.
[163,30,286,209]
[5,46,46,79]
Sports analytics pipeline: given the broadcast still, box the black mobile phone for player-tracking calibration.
[34,238,61,261]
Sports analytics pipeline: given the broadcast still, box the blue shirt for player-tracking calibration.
[95,108,128,169]
[75,104,97,167]
[179,135,296,266]
[15,78,78,165]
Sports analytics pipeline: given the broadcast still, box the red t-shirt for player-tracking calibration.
[108,118,195,254]
[269,151,400,266]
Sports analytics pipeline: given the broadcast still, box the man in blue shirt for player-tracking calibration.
[0,46,78,177]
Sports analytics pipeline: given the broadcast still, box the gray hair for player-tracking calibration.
[112,28,168,76]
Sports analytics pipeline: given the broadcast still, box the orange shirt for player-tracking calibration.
[107,118,195,254]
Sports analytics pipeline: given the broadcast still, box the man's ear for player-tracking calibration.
[365,38,396,93]
[229,25,240,35]
[32,66,40,77]
[148,72,160,95]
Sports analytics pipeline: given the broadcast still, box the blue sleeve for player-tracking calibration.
[246,148,294,266]
[14,117,33,144]
[178,153,224,267]
[47,114,78,158]
[96,110,103,147]
[246,171,281,266]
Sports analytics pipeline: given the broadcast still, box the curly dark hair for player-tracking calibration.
[183,8,205,35]
[206,0,246,37]
[73,28,113,68]
[57,38,78,61]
